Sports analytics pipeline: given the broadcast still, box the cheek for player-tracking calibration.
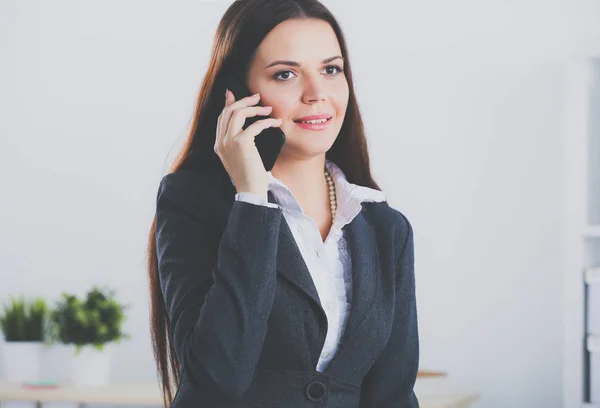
[332,82,349,114]
[260,94,295,119]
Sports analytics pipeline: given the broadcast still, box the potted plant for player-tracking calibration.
[0,296,48,383]
[48,286,129,386]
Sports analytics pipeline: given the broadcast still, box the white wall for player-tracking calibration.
[0,0,588,407]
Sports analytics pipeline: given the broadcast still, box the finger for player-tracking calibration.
[226,91,260,111]
[223,105,273,147]
[222,93,261,136]
[216,89,237,150]
[236,117,283,142]
[225,105,273,142]
[225,89,234,107]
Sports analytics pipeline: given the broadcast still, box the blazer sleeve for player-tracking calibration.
[359,214,420,408]
[154,172,283,399]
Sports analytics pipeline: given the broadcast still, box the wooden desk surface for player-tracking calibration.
[418,393,479,408]
[0,382,161,405]
[0,380,478,408]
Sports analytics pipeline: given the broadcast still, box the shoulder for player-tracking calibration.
[158,170,213,199]
[363,201,414,259]
[156,169,228,222]
[363,201,412,236]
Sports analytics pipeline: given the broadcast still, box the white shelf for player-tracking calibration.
[565,49,600,407]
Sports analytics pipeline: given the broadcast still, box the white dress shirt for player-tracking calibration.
[233,159,386,371]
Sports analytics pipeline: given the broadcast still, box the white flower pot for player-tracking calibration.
[70,344,111,387]
[1,341,41,383]
[40,343,72,382]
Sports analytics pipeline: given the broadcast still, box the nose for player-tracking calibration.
[302,77,327,104]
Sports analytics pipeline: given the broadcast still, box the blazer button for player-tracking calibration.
[305,380,327,402]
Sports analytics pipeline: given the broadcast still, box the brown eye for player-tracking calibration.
[323,65,344,75]
[273,70,297,81]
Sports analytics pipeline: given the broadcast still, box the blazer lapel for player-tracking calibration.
[221,178,382,374]
[269,191,381,353]
[343,207,380,342]
[268,191,323,308]
[324,206,381,374]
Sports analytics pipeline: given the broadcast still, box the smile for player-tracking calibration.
[293,117,332,130]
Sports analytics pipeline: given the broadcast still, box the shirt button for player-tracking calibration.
[321,351,330,359]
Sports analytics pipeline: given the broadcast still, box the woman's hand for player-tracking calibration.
[214,90,283,200]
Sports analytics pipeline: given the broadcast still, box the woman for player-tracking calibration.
[147,0,419,406]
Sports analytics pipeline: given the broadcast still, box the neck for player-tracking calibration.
[270,156,329,216]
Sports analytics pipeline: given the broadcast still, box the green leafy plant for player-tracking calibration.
[0,296,48,342]
[49,286,129,353]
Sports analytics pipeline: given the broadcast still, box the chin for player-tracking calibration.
[284,131,337,153]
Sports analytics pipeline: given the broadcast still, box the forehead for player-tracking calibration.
[254,18,342,64]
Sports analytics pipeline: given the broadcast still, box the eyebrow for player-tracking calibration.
[264,56,344,69]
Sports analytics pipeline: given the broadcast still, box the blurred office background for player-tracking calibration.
[1,0,599,407]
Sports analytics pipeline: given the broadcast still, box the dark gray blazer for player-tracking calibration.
[154,168,419,407]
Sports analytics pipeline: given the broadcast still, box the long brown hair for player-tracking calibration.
[147,0,384,405]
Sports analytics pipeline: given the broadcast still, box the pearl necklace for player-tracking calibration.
[325,168,337,221]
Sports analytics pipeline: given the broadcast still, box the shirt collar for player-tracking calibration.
[323,159,386,205]
[266,159,386,215]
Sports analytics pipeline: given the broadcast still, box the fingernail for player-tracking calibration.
[253,93,260,98]
[225,88,229,97]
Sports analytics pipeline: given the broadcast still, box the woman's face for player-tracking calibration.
[246,18,349,160]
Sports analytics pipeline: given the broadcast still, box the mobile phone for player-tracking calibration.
[225,77,285,172]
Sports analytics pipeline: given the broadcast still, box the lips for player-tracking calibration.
[293,114,332,123]
[293,116,332,131]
